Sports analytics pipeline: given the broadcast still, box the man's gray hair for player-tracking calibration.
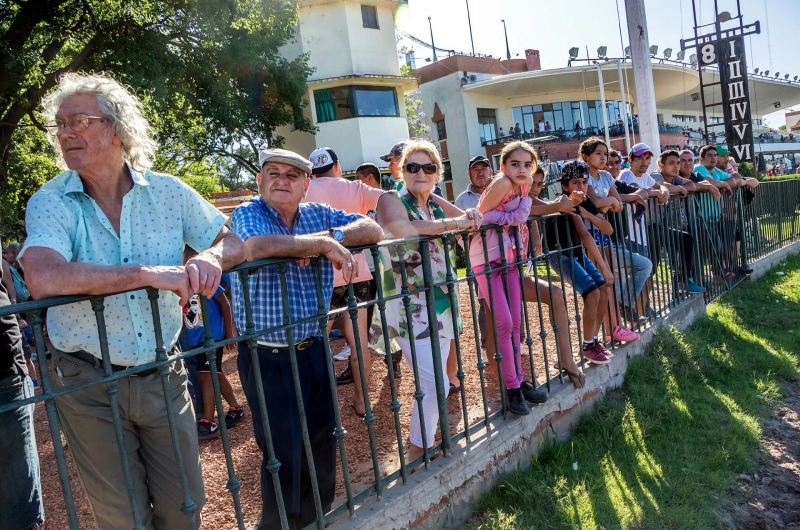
[41,72,158,172]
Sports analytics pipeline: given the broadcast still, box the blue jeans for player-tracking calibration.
[609,243,653,304]
[0,374,44,529]
[551,254,605,298]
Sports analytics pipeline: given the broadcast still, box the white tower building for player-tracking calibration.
[278,0,417,173]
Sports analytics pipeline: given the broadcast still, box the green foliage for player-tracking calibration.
[0,0,313,234]
[1,121,59,240]
[737,161,755,178]
[778,125,787,132]
[466,255,800,529]
[180,174,221,200]
[405,90,431,140]
[762,174,800,181]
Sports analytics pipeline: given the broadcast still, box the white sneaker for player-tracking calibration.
[334,344,351,361]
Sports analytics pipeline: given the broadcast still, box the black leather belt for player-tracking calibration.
[63,350,160,377]
[258,337,317,354]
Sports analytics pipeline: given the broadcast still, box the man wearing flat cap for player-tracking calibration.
[230,148,383,530]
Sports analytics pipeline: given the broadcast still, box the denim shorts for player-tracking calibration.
[0,374,44,529]
[552,254,606,298]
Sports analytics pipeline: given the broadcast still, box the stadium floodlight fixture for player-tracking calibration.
[676,50,685,61]
[754,67,760,74]
[649,45,658,56]
[569,47,580,59]
[794,76,799,82]
[597,46,607,58]
[785,74,790,80]
[764,70,770,76]
[624,46,631,57]
[663,48,672,59]
[775,72,780,78]
[689,54,697,66]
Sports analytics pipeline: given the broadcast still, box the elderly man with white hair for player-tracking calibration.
[19,72,244,529]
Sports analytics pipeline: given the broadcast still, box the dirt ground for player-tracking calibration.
[34,279,652,529]
[724,380,800,530]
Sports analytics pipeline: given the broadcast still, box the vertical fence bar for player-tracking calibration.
[237,270,290,529]
[369,245,407,483]
[312,261,354,513]
[419,241,451,456]
[276,264,325,528]
[145,289,198,528]
[90,297,148,530]
[479,226,508,415]
[197,295,245,529]
[28,310,80,530]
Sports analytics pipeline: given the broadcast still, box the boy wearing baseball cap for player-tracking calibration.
[544,161,616,364]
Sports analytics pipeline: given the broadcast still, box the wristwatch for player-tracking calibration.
[329,228,345,242]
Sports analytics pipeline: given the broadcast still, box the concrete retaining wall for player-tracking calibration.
[330,244,798,530]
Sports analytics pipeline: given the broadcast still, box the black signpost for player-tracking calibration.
[680,1,760,164]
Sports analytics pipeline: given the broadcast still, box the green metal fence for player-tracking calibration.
[1,179,799,530]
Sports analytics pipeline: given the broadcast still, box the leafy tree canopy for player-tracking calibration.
[0,0,313,239]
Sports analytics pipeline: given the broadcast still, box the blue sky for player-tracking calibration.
[397,0,798,127]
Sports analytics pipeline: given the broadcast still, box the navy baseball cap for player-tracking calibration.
[559,160,590,182]
[380,141,408,162]
[468,155,490,169]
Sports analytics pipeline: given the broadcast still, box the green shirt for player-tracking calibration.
[692,164,729,221]
[19,166,226,366]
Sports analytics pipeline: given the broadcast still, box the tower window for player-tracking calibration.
[361,5,379,29]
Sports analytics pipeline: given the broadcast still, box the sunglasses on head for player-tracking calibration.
[404,162,438,175]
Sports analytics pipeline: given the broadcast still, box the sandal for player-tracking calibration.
[563,367,586,389]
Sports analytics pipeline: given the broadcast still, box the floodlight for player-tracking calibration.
[689,54,697,66]
[795,76,798,81]
[754,67,760,74]
[717,11,732,22]
[764,70,770,76]
[569,47,580,59]
[649,45,658,56]
[785,74,790,80]
[624,46,631,57]
[676,50,685,61]
[597,46,608,58]
[663,48,672,59]
[775,72,780,78]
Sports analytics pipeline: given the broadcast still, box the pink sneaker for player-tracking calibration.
[582,343,611,364]
[612,325,640,342]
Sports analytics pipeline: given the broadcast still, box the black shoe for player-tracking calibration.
[224,406,246,429]
[741,266,754,276]
[520,381,548,404]
[385,351,402,379]
[336,366,354,386]
[197,419,220,440]
[506,388,530,416]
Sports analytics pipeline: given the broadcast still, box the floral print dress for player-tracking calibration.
[369,188,462,355]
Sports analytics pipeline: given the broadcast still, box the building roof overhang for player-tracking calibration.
[308,74,418,94]
[459,62,800,119]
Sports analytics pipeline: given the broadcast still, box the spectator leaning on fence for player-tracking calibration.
[455,154,494,352]
[546,161,616,365]
[471,141,547,416]
[371,139,482,459]
[303,146,384,417]
[18,72,245,530]
[1,236,44,530]
[229,148,382,530]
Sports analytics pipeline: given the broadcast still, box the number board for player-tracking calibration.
[698,37,754,163]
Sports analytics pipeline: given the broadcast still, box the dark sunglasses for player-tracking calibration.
[404,162,438,175]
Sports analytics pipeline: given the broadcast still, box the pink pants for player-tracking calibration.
[474,263,524,389]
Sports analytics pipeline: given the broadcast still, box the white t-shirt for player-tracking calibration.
[617,169,656,247]
[538,122,545,132]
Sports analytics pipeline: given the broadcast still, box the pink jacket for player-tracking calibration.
[469,195,532,267]
[303,177,383,287]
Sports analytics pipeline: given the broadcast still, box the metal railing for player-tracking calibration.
[2,180,799,530]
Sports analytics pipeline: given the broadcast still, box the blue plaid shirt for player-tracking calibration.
[230,197,363,345]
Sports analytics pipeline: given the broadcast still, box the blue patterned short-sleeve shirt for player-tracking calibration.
[18,165,227,365]
[230,197,363,345]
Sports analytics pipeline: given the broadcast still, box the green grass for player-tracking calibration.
[465,254,800,530]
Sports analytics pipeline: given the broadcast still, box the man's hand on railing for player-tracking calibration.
[185,254,223,300]
[323,240,358,283]
[143,265,193,306]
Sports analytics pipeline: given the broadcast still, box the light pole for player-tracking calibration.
[501,19,511,60]
[428,16,438,62]
[466,0,475,55]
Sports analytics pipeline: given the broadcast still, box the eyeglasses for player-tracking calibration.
[44,114,106,136]
[404,162,438,175]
